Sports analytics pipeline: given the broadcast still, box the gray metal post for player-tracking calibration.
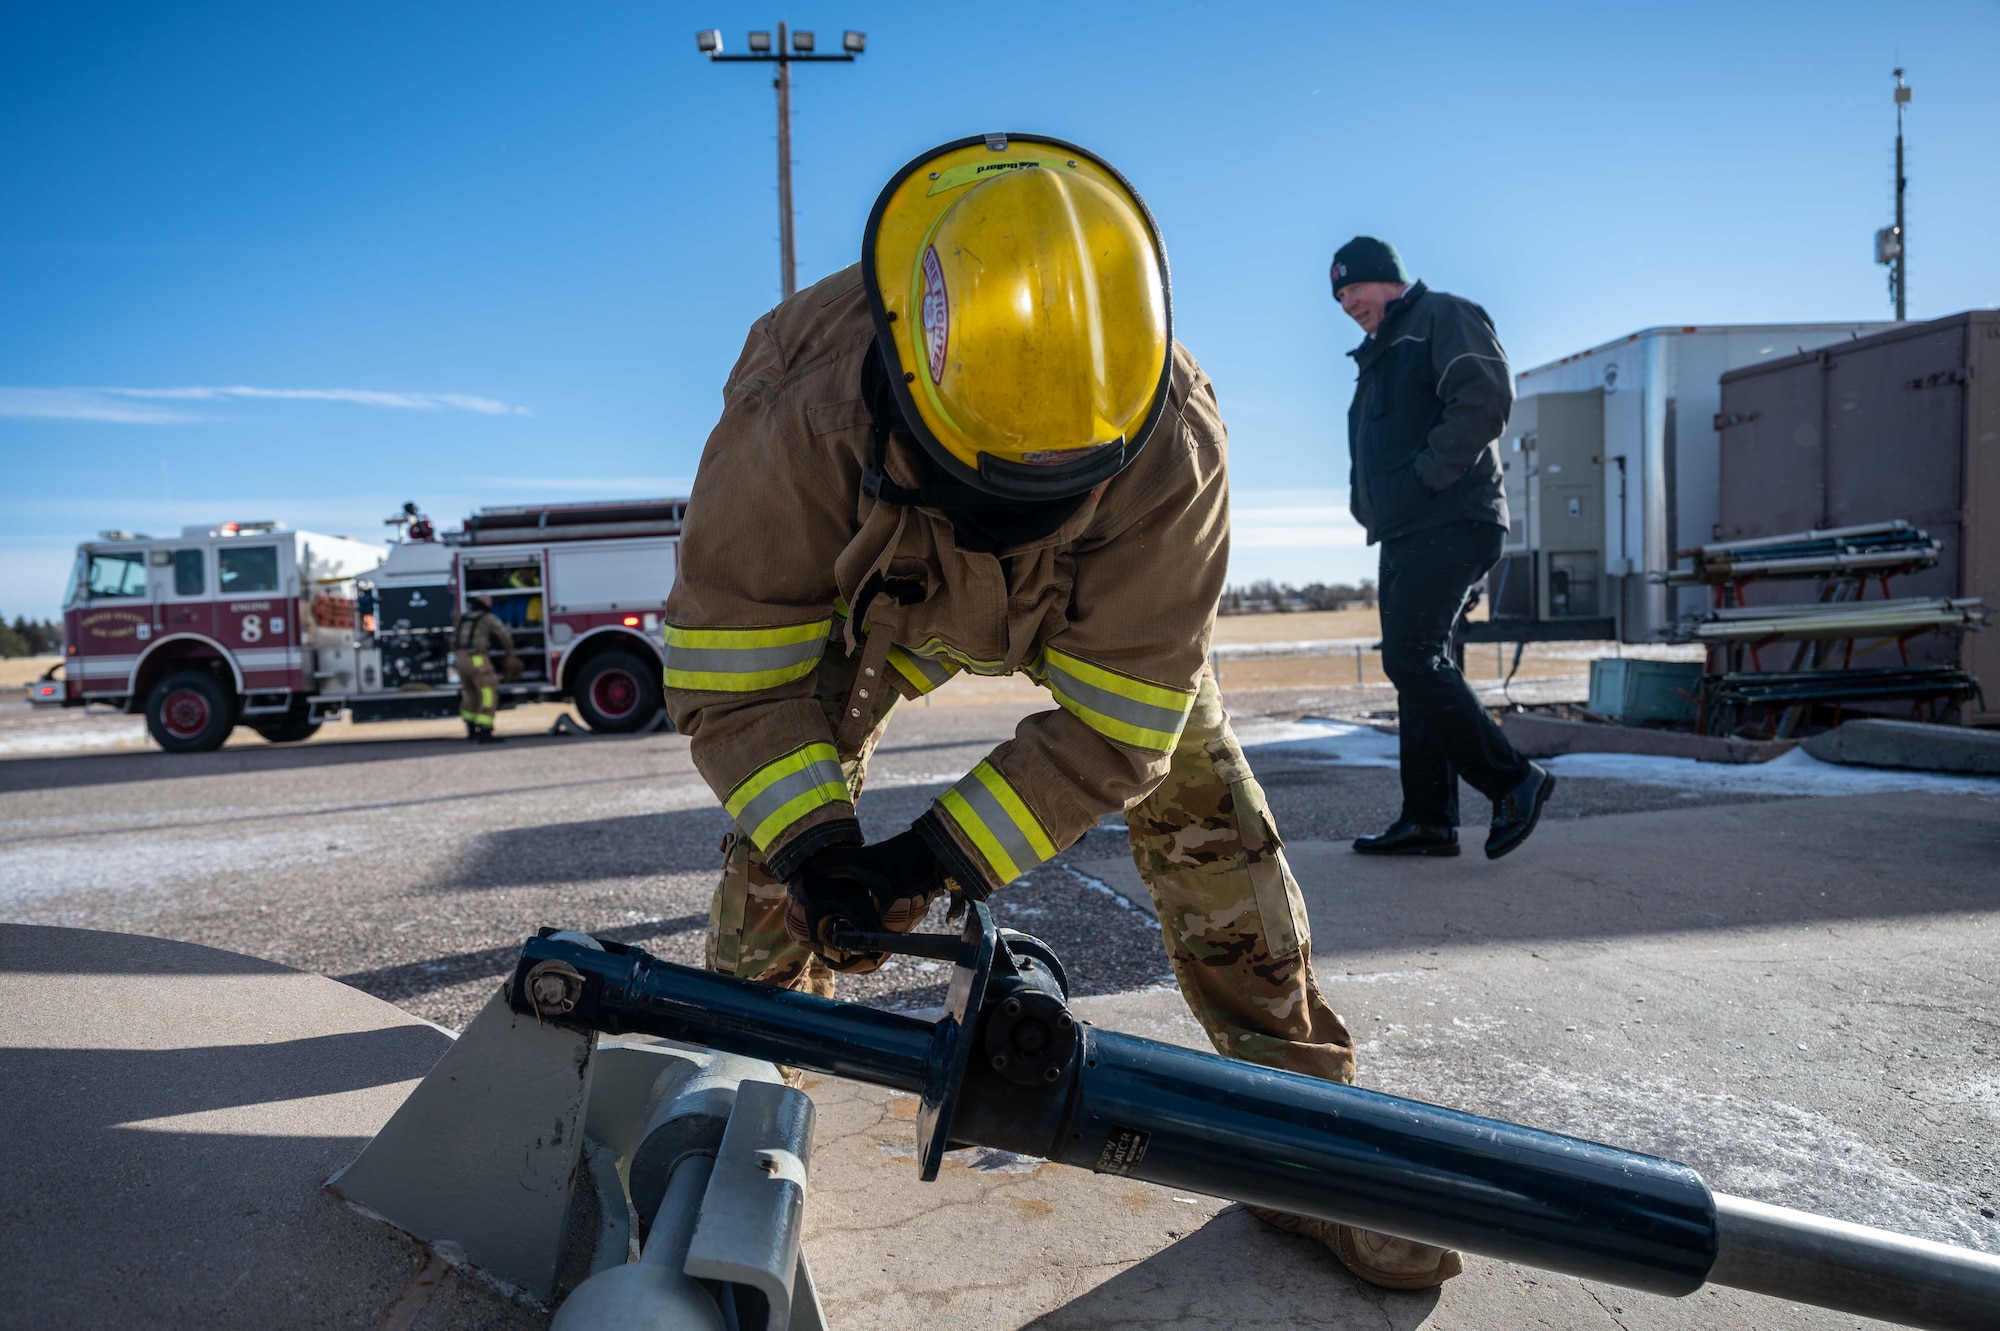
[1709,1192,2000,1330]
[1892,68,1909,321]
[775,22,795,298]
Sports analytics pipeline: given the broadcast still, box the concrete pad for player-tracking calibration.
[1803,718,2000,774]
[0,924,547,1330]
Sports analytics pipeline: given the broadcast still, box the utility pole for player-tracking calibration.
[697,25,867,300]
[1875,68,1911,321]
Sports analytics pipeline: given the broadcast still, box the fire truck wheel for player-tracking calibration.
[251,708,321,744]
[145,671,235,753]
[572,651,661,734]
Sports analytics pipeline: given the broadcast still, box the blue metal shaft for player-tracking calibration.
[1053,1028,1714,1295]
[568,941,934,1094]
[513,934,1714,1295]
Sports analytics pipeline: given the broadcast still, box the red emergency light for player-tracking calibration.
[622,615,640,627]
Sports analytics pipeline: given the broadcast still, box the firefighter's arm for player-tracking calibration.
[915,360,1229,897]
[489,616,516,657]
[663,315,864,880]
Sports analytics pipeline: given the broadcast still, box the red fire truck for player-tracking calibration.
[57,498,684,752]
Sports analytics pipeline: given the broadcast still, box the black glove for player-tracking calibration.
[784,829,944,973]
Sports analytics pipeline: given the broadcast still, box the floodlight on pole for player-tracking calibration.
[696,19,867,300]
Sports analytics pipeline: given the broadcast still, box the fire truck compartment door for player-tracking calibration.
[214,542,300,669]
[548,542,676,614]
[154,548,215,637]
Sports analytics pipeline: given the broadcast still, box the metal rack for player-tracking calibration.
[1655,521,1987,736]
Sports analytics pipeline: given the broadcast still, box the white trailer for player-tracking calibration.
[1498,322,1892,642]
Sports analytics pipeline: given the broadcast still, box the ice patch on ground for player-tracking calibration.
[1235,718,1401,769]
[0,721,149,755]
[1237,716,2000,797]
[1487,1066,2000,1254]
[1546,746,2000,796]
[0,828,363,907]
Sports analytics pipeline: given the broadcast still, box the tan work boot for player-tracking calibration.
[1247,1205,1464,1290]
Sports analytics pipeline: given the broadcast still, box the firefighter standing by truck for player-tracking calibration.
[663,135,1460,1289]
[453,593,520,743]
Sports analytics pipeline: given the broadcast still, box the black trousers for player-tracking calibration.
[1378,520,1530,826]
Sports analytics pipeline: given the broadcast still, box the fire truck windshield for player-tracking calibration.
[81,550,147,600]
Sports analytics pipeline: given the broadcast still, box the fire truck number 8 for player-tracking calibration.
[240,614,263,643]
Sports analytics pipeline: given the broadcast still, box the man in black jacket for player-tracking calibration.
[1335,236,1554,859]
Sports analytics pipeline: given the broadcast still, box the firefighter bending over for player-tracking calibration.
[453,593,519,744]
[664,136,1461,1290]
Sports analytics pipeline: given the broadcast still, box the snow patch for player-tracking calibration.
[1237,716,2000,797]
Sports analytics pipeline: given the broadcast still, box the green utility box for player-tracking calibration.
[1588,658,1705,725]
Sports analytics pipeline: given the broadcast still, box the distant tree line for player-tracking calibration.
[1219,579,1377,615]
[0,616,62,657]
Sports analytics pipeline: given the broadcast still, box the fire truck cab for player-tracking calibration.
[60,499,684,753]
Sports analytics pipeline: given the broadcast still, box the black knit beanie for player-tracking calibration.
[1330,236,1408,296]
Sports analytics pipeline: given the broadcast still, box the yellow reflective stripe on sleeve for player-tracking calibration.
[936,760,1056,885]
[725,743,850,849]
[664,618,830,692]
[1041,646,1194,752]
[887,644,958,695]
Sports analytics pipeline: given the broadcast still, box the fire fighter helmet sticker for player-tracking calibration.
[921,244,949,385]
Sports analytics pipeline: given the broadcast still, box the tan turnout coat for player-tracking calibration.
[664,263,1232,892]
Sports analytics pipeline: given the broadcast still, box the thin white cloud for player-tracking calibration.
[1231,488,1367,549]
[0,388,196,424]
[0,384,531,422]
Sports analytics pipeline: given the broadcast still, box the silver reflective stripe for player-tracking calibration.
[897,649,954,691]
[665,638,824,676]
[950,771,1042,879]
[1045,658,1188,739]
[736,754,846,837]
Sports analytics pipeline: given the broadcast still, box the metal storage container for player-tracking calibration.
[1715,311,2000,725]
[1587,658,1704,724]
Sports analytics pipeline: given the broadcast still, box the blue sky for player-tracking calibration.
[4,1,1997,619]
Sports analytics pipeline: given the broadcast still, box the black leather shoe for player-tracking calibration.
[1485,763,1555,860]
[1353,822,1460,857]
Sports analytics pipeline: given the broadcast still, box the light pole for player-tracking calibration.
[1874,67,1911,322]
[697,25,866,300]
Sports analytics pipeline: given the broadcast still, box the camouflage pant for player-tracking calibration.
[705,665,1356,1084]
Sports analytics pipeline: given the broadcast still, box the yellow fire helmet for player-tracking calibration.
[863,133,1173,501]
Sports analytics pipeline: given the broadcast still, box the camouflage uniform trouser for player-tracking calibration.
[706,664,1356,1084]
[455,651,498,727]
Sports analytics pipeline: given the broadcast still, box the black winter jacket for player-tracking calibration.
[1346,281,1512,544]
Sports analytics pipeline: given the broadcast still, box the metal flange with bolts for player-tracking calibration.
[508,906,2000,1331]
